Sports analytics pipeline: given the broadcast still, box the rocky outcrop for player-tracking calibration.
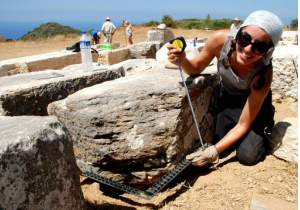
[0,116,86,210]
[48,62,218,185]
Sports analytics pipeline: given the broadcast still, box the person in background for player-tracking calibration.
[91,30,100,44]
[124,20,134,45]
[101,17,116,43]
[229,17,242,38]
[167,10,283,167]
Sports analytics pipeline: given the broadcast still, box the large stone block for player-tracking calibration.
[97,48,130,65]
[0,116,86,210]
[0,64,124,116]
[272,34,298,100]
[269,117,298,163]
[147,29,175,44]
[48,63,218,185]
[128,41,162,59]
[0,51,99,76]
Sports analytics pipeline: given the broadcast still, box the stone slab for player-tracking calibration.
[0,50,97,76]
[0,64,124,116]
[269,117,298,163]
[250,193,296,210]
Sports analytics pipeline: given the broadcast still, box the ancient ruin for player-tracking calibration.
[0,30,297,209]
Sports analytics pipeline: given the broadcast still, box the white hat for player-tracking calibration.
[238,10,283,65]
[105,17,110,21]
[234,17,240,21]
[157,23,166,29]
[240,10,283,46]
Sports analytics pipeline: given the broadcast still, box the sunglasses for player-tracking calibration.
[236,31,273,55]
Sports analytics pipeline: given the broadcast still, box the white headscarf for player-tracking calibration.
[236,10,284,65]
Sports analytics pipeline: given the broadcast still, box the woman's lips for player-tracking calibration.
[239,50,253,61]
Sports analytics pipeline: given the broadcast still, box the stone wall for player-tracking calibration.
[0,41,161,77]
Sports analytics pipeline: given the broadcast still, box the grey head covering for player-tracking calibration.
[236,10,284,65]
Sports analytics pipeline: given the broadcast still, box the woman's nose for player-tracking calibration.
[243,44,253,54]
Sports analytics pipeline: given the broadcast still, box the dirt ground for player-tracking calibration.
[0,26,214,60]
[0,26,297,210]
[81,98,298,210]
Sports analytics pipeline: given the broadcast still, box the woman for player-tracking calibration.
[167,10,283,166]
[124,20,134,45]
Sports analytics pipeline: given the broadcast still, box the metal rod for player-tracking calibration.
[178,67,204,148]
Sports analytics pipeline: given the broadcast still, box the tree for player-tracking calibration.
[162,15,176,28]
[204,14,213,29]
[290,19,298,30]
[206,14,211,21]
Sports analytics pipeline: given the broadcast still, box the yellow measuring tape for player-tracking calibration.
[170,37,186,52]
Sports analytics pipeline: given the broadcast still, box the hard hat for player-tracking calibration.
[105,17,110,21]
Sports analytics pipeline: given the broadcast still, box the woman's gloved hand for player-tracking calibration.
[186,145,219,167]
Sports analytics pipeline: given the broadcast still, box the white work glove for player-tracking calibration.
[186,145,219,167]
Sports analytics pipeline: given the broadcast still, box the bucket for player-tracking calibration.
[101,43,113,51]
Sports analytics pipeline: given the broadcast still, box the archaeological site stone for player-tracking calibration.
[147,28,175,44]
[0,65,124,116]
[0,116,86,210]
[48,62,218,185]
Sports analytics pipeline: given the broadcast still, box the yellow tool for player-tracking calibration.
[169,37,187,52]
[170,36,204,148]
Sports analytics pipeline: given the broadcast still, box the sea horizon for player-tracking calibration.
[0,20,127,40]
[0,15,295,40]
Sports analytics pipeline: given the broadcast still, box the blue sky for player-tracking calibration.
[0,0,298,24]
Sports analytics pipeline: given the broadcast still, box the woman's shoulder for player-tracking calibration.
[205,29,230,55]
[211,29,230,45]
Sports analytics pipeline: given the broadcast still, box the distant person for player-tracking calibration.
[229,17,242,37]
[167,10,283,167]
[91,30,100,44]
[101,17,116,43]
[124,20,133,45]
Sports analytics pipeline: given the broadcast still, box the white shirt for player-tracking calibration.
[101,21,116,34]
[229,23,241,37]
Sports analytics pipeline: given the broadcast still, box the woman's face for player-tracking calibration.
[235,26,273,66]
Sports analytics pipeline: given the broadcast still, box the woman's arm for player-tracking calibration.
[167,30,227,75]
[215,68,273,153]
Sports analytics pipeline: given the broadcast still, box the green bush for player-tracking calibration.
[142,20,160,27]
[162,15,177,28]
[290,19,298,30]
[140,16,234,30]
[175,18,232,30]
